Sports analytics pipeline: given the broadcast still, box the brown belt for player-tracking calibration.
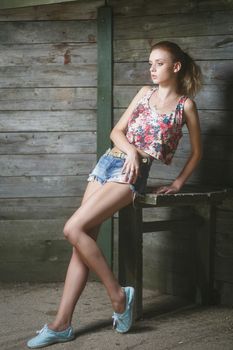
[105,148,151,164]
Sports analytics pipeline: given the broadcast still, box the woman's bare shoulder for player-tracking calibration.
[140,85,153,94]
[184,97,197,112]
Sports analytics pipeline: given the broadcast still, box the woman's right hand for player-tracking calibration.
[121,150,140,184]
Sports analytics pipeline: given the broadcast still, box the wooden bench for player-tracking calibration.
[118,187,232,320]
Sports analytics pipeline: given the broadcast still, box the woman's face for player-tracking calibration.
[148,48,180,85]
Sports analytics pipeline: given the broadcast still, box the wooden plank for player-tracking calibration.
[143,232,194,273]
[97,5,113,268]
[143,265,195,297]
[0,240,71,266]
[142,219,197,233]
[215,282,233,306]
[0,154,96,176]
[0,43,97,66]
[0,110,96,132]
[114,35,233,62]
[216,209,233,235]
[0,0,79,10]
[0,260,69,282]
[114,11,233,39]
[147,157,233,186]
[137,189,231,207]
[0,21,97,44]
[114,60,233,86]
[0,87,97,110]
[0,197,82,219]
[0,218,66,240]
[110,0,233,16]
[0,1,103,19]
[0,132,96,154]
[0,64,97,88]
[215,255,233,283]
[0,175,88,198]
[176,134,233,161]
[114,85,233,110]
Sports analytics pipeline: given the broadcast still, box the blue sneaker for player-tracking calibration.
[27,324,74,348]
[112,286,135,333]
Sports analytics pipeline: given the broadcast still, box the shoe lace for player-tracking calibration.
[36,325,47,335]
[112,314,119,329]
[112,313,126,329]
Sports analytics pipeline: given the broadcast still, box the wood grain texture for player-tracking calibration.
[0,175,88,198]
[0,0,104,20]
[110,0,233,16]
[0,21,97,44]
[0,43,97,66]
[114,36,233,61]
[0,87,97,110]
[0,131,96,154]
[0,197,82,219]
[0,110,96,132]
[0,0,232,299]
[114,11,233,39]
[0,153,96,176]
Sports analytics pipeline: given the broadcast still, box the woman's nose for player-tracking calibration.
[150,64,156,72]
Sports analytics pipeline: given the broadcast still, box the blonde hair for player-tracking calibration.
[150,41,202,97]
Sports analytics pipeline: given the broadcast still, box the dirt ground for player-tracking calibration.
[0,282,233,350]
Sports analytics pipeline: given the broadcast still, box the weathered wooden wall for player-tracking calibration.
[110,0,233,305]
[0,0,232,306]
[0,0,104,281]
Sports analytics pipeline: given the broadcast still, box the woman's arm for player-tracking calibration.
[110,86,151,182]
[156,98,202,194]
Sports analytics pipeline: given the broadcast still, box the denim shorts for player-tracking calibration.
[87,149,153,196]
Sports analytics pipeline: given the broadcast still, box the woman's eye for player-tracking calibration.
[158,63,163,66]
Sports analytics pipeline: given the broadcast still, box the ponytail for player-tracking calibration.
[150,41,202,97]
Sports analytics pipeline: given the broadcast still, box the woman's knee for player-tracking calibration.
[63,220,80,244]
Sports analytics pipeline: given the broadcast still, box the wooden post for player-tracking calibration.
[119,204,143,319]
[97,5,113,267]
[194,204,217,304]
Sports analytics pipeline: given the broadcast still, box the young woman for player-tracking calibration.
[27,41,202,348]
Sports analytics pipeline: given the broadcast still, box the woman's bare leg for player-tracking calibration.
[63,181,134,314]
[49,181,103,331]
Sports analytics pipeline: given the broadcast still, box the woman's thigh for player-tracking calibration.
[81,179,102,205]
[66,181,133,233]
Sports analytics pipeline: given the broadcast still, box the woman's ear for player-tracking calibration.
[173,61,182,73]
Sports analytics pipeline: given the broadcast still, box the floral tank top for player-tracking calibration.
[126,87,188,165]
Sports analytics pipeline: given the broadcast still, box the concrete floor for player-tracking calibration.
[0,282,233,350]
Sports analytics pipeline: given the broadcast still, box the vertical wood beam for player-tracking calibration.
[194,204,217,304]
[119,204,143,320]
[97,5,113,267]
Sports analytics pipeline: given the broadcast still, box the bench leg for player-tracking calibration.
[195,204,216,304]
[118,204,143,320]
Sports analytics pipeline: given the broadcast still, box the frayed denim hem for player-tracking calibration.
[87,174,106,185]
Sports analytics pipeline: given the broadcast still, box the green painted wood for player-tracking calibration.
[96,5,113,267]
[0,0,78,10]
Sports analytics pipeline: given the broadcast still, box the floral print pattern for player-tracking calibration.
[126,87,188,165]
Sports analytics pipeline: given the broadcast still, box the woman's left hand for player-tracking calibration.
[121,151,140,184]
[153,184,180,194]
